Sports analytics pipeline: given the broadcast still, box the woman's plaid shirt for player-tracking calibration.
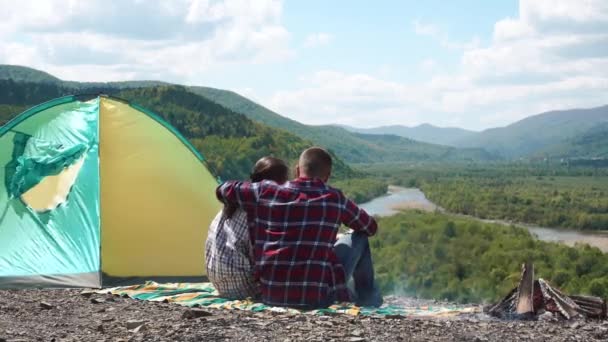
[216,177,378,308]
[205,209,259,299]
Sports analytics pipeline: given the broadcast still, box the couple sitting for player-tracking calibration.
[205,147,382,308]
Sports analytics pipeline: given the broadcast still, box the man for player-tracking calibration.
[216,147,382,308]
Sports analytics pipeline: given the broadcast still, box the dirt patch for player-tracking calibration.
[1,289,607,341]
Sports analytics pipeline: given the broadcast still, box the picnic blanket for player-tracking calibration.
[93,281,480,318]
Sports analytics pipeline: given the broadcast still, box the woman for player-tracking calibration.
[205,156,289,299]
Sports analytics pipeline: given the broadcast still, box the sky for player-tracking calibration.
[1,0,607,130]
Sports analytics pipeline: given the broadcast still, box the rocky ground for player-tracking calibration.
[1,290,607,341]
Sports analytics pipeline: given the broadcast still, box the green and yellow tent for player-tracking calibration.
[0,95,221,288]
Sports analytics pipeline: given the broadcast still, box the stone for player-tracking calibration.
[91,298,106,304]
[80,291,95,298]
[40,302,54,310]
[132,324,147,334]
[182,309,213,319]
[570,322,582,330]
[385,314,406,320]
[126,320,146,330]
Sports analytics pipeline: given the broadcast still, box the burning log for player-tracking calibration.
[487,263,607,320]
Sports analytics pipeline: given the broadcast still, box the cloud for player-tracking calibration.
[303,32,332,48]
[269,70,431,127]
[0,0,292,81]
[420,58,437,72]
[413,19,480,50]
[269,0,608,129]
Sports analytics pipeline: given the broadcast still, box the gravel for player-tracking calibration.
[1,289,607,341]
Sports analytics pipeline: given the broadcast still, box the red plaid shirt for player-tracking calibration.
[216,177,378,308]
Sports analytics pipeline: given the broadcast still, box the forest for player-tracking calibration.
[361,162,608,231]
[371,211,608,304]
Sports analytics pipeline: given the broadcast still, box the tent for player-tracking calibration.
[0,95,222,288]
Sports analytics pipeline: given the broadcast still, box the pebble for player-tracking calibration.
[39,302,54,310]
[351,329,363,337]
[126,320,146,330]
[182,309,213,319]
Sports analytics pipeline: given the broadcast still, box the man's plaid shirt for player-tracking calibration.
[216,177,378,308]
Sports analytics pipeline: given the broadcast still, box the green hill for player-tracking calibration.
[0,79,356,180]
[1,65,496,164]
[536,123,608,159]
[455,106,608,158]
[0,64,168,90]
[190,86,497,163]
[0,65,62,84]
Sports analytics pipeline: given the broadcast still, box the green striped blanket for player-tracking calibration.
[94,281,480,318]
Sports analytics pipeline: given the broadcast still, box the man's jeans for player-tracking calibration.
[334,231,383,307]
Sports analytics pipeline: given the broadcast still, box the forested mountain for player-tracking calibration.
[0,65,62,84]
[454,106,608,158]
[536,123,608,159]
[3,65,605,163]
[0,65,167,90]
[190,86,496,163]
[0,78,356,180]
[338,123,476,147]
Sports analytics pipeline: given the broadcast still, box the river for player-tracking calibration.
[360,185,608,252]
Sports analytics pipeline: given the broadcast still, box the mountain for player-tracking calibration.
[338,123,476,146]
[454,106,608,158]
[0,65,62,84]
[189,86,496,163]
[0,77,357,181]
[0,65,168,90]
[536,123,608,159]
[0,65,496,165]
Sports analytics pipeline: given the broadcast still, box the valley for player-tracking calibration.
[361,185,608,252]
[1,64,608,306]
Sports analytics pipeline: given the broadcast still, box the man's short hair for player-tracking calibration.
[299,147,332,178]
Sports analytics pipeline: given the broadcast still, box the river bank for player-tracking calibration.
[361,186,608,252]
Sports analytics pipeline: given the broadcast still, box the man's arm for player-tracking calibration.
[216,180,259,209]
[340,197,378,236]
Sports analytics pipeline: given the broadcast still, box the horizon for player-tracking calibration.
[6,63,608,133]
[1,0,607,130]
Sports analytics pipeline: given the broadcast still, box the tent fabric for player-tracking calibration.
[0,98,101,287]
[99,98,221,277]
[8,135,87,199]
[0,95,220,289]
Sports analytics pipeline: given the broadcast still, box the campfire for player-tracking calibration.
[487,262,607,320]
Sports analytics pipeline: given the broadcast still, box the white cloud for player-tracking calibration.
[270,0,608,129]
[0,0,292,81]
[303,32,332,48]
[413,19,480,50]
[420,58,437,72]
[269,70,431,127]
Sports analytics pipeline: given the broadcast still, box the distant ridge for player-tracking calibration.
[189,86,497,163]
[0,65,61,83]
[3,64,605,161]
[454,105,608,158]
[337,123,476,146]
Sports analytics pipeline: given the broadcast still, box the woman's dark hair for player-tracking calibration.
[250,156,289,184]
[223,156,289,218]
